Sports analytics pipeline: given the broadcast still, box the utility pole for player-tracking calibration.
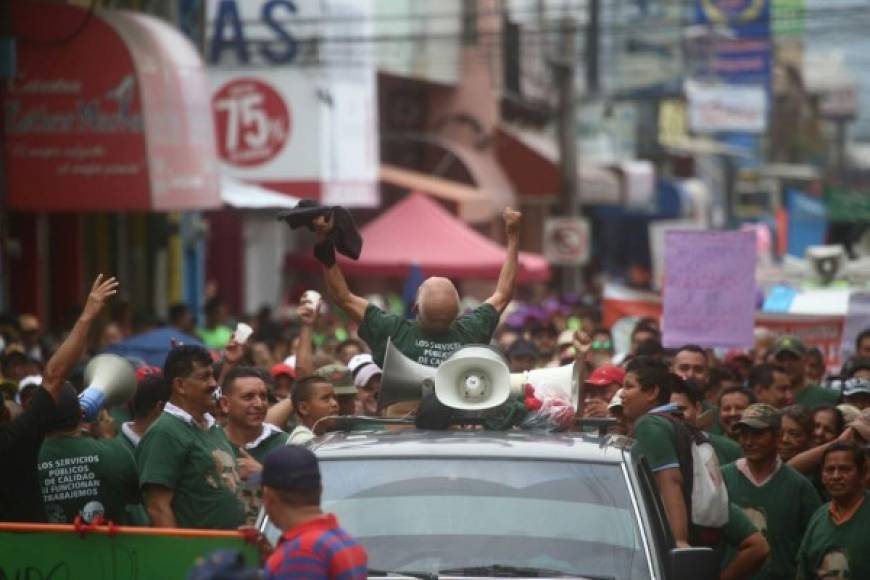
[554,16,580,295]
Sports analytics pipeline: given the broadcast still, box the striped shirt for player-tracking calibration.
[265,514,368,580]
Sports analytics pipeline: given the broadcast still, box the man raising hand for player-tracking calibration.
[314,207,523,369]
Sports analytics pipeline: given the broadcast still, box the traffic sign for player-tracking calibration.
[544,217,590,265]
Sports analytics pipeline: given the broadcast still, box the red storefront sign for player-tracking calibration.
[213,78,291,168]
[5,2,220,211]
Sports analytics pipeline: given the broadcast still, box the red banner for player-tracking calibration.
[603,285,845,370]
[5,3,219,211]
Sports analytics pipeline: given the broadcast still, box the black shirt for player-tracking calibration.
[0,387,58,522]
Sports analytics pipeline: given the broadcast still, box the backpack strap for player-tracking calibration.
[648,412,694,525]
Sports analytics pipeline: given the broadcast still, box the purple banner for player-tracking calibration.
[663,230,757,348]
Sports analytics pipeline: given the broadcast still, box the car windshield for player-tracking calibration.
[320,458,651,579]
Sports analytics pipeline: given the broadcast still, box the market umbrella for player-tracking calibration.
[102,326,203,367]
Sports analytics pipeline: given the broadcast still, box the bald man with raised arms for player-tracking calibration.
[314,208,522,369]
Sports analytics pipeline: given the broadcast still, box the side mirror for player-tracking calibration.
[668,547,718,580]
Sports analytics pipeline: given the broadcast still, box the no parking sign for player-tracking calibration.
[543,217,590,265]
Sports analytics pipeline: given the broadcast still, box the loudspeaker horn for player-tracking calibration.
[434,345,512,411]
[378,339,435,412]
[509,362,580,408]
[79,354,137,421]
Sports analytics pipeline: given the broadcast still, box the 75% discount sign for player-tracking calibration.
[212,79,290,167]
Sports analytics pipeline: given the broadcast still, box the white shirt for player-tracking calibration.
[163,401,216,430]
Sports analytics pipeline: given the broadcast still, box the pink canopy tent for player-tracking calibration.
[296,192,551,282]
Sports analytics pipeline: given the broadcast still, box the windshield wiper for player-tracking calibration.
[368,569,440,580]
[437,564,614,579]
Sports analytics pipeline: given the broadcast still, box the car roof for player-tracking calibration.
[309,428,634,463]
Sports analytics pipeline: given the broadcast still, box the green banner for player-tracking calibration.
[0,528,260,579]
[826,185,870,222]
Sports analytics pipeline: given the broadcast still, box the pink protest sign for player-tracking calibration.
[663,230,756,348]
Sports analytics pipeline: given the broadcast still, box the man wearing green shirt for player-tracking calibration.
[117,372,169,453]
[313,208,522,368]
[749,364,795,410]
[771,336,838,410]
[722,403,822,580]
[38,384,141,525]
[197,297,233,350]
[136,345,245,529]
[796,442,870,580]
[670,378,743,466]
[218,367,288,465]
[218,366,289,522]
[621,356,690,547]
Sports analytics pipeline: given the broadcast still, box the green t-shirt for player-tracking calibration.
[220,425,289,523]
[358,303,500,368]
[720,502,761,570]
[794,384,840,410]
[710,433,742,466]
[39,435,140,525]
[633,414,679,472]
[136,409,246,530]
[796,492,870,580]
[722,461,822,580]
[196,325,233,350]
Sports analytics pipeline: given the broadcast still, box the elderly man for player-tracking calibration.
[796,442,870,580]
[314,208,522,368]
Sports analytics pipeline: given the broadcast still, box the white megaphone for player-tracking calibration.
[79,354,137,421]
[509,363,581,409]
[434,345,513,411]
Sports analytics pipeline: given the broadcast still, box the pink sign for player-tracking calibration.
[663,231,757,348]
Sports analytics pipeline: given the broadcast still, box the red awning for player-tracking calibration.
[5,3,220,211]
[306,193,550,282]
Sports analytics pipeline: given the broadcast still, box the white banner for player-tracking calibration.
[686,81,768,134]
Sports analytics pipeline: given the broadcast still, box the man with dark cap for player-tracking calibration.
[771,335,838,410]
[0,274,118,522]
[259,446,367,579]
[721,403,821,580]
[314,209,522,368]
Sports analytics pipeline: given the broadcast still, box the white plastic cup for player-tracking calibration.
[301,290,322,315]
[233,322,253,344]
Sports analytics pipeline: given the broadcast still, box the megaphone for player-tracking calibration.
[434,345,512,410]
[509,363,581,408]
[379,340,435,412]
[79,354,137,421]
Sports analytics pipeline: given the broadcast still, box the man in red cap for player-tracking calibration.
[270,363,295,403]
[581,365,625,418]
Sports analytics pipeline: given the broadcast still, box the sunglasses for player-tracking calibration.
[591,340,612,351]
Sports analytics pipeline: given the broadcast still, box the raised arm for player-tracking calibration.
[43,275,119,400]
[294,299,318,379]
[485,208,522,314]
[313,214,368,323]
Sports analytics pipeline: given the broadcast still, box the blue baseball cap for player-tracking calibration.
[251,445,321,491]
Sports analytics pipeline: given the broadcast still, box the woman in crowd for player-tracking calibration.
[779,405,815,462]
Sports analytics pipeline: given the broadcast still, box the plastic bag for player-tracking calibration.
[520,384,576,432]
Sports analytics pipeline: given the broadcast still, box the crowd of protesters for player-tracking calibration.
[2,210,870,579]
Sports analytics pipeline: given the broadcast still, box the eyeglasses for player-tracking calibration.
[591,340,612,351]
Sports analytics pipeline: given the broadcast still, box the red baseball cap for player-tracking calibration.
[270,363,296,379]
[585,365,625,387]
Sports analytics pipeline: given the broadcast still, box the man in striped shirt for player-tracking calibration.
[258,445,367,579]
